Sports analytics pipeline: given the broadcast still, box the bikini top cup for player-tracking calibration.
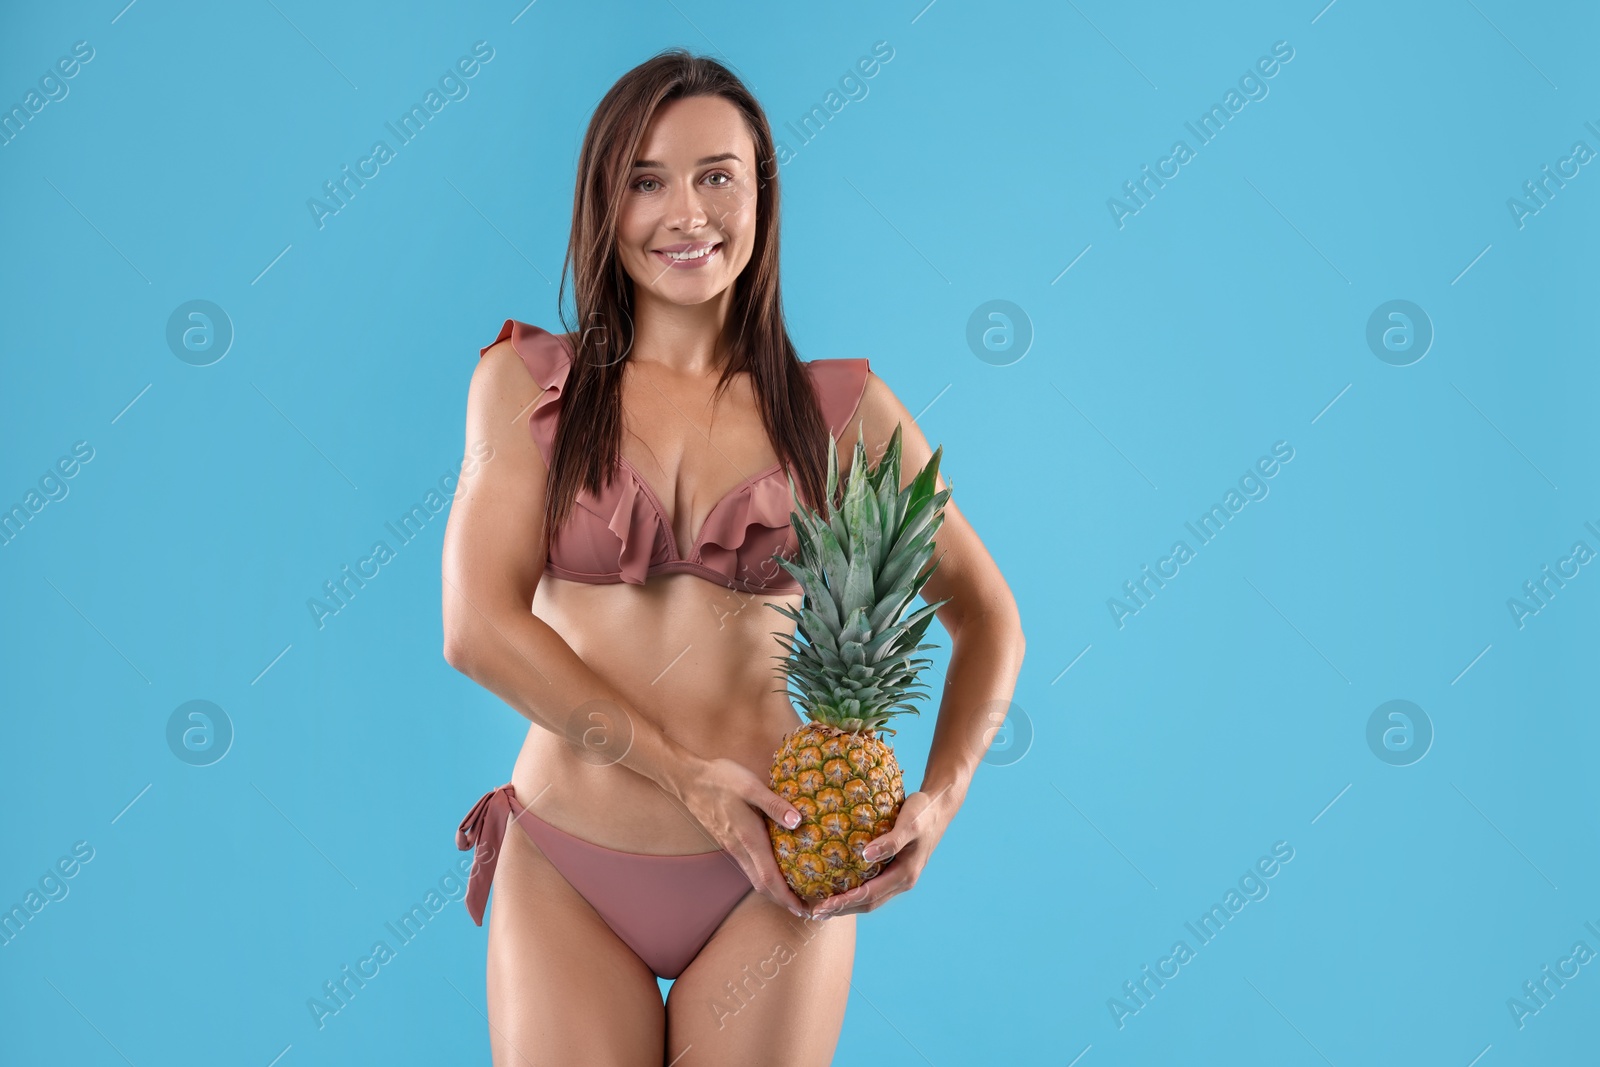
[480,319,871,595]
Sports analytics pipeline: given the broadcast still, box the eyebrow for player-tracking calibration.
[632,153,742,168]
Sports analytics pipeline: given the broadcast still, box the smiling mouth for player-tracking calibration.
[653,242,722,265]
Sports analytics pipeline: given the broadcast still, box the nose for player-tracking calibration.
[663,178,709,232]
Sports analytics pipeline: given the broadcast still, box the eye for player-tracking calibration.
[631,170,735,193]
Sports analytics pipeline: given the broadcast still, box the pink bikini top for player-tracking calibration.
[480,319,870,595]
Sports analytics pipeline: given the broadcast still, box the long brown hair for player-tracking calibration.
[542,48,834,549]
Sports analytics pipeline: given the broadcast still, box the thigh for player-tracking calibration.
[664,892,856,1067]
[485,812,665,1067]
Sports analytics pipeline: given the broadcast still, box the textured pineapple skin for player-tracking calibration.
[767,722,906,904]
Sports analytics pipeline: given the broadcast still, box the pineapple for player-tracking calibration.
[765,422,952,904]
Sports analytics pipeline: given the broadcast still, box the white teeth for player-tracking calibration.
[663,244,717,261]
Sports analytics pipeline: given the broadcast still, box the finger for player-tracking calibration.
[767,881,811,917]
[817,868,912,917]
[817,883,893,918]
[728,765,803,830]
[733,833,811,917]
[813,889,859,915]
[863,817,929,864]
[827,880,905,916]
[748,852,809,914]
[757,787,802,830]
[860,798,931,865]
[723,764,806,831]
[861,833,902,864]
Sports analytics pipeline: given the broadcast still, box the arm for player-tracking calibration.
[814,371,1027,915]
[440,339,700,801]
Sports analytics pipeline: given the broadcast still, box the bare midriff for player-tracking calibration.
[508,571,807,856]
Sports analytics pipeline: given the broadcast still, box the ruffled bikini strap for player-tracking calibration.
[805,357,872,441]
[480,319,573,464]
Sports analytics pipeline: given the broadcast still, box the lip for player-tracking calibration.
[651,241,722,269]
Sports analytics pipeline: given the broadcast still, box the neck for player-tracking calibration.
[629,289,737,376]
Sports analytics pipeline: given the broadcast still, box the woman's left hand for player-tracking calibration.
[809,787,954,918]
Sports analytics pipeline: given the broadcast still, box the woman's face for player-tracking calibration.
[616,93,759,313]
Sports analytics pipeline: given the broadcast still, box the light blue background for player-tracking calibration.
[3,1,1597,1064]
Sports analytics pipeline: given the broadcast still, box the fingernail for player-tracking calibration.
[783,811,799,828]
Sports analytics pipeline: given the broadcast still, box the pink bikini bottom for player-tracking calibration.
[456,783,754,980]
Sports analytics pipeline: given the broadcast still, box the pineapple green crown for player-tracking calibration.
[767,422,953,735]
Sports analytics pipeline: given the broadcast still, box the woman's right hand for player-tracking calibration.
[675,756,814,919]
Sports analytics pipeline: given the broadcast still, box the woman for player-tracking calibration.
[441,49,1024,1066]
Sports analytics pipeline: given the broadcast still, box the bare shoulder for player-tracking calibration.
[475,326,576,394]
[469,337,559,431]
[475,337,538,394]
[841,368,1021,635]
[840,369,949,494]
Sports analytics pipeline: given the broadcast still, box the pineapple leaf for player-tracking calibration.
[797,608,841,655]
[841,529,875,617]
[902,443,943,520]
[824,432,840,511]
[767,419,952,731]
[875,424,904,493]
[860,512,885,575]
[889,485,951,555]
[838,606,872,648]
[876,538,930,598]
[814,523,851,607]
[876,478,902,557]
